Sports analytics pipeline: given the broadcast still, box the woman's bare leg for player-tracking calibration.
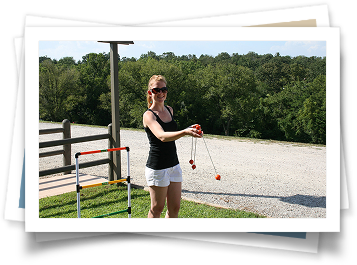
[148,186,168,218]
[165,182,182,218]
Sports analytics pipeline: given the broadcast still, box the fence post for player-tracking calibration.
[110,43,121,181]
[62,119,71,174]
[108,123,114,181]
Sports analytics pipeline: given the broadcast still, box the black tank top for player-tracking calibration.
[144,106,179,170]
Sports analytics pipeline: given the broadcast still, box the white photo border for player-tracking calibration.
[25,26,340,232]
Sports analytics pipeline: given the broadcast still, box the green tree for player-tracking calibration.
[297,75,326,144]
[38,51,326,144]
[39,59,79,122]
[260,75,326,144]
[75,52,111,125]
[58,57,77,68]
[197,63,258,136]
[256,60,290,93]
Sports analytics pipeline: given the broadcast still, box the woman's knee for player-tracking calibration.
[151,202,165,213]
[149,203,165,218]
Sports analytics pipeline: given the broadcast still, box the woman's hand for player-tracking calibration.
[185,124,203,138]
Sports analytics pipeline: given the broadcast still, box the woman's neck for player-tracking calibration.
[150,102,165,112]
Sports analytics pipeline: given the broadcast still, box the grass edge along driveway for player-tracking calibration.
[39,184,266,218]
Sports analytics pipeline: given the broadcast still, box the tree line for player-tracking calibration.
[39,50,326,144]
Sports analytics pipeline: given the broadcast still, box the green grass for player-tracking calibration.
[39,184,265,218]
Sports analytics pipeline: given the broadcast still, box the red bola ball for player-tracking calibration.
[192,165,196,169]
[195,125,201,130]
[189,159,194,164]
[215,174,221,180]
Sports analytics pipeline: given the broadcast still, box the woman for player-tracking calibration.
[143,75,202,218]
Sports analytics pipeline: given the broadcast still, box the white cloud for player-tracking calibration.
[269,41,326,57]
[137,42,156,50]
[39,41,110,61]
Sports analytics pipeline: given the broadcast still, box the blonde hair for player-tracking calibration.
[147,75,167,108]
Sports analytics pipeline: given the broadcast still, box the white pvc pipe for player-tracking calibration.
[76,148,131,218]
[76,156,81,218]
[127,149,131,218]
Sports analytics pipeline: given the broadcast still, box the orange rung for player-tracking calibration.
[81,178,128,190]
[81,183,103,189]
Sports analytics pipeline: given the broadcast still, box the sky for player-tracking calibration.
[39,40,326,62]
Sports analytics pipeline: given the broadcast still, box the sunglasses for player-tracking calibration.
[150,87,168,94]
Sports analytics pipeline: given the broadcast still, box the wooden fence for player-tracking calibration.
[39,119,117,180]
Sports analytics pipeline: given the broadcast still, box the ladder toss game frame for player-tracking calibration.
[75,147,131,218]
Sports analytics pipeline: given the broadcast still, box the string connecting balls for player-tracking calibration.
[189,124,221,180]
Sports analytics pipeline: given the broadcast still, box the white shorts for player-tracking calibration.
[145,164,182,187]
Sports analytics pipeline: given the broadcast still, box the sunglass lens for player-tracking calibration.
[152,87,167,93]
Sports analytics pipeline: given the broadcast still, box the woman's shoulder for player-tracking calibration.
[166,105,173,114]
[143,109,156,119]
[143,109,156,128]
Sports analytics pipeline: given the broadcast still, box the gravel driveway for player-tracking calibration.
[39,122,326,218]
